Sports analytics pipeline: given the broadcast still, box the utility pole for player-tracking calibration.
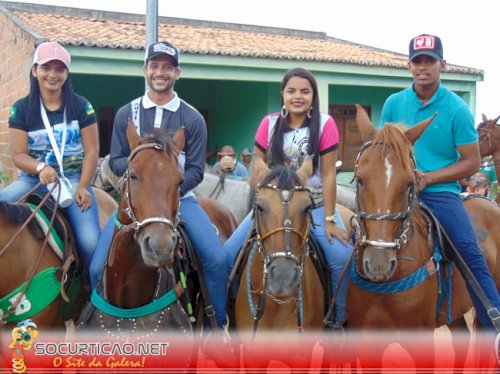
[145,0,158,92]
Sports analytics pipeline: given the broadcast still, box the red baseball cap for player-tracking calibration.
[33,41,71,68]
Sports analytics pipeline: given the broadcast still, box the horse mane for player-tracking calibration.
[365,124,415,175]
[141,132,177,155]
[260,165,304,190]
[0,201,42,237]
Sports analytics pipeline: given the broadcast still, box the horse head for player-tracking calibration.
[116,120,185,268]
[251,156,313,298]
[477,114,500,159]
[353,105,435,281]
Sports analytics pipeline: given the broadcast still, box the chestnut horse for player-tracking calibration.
[77,122,235,345]
[0,186,116,330]
[347,105,500,369]
[233,156,354,369]
[477,114,500,204]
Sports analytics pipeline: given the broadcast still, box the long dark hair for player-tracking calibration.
[26,65,77,127]
[268,67,321,174]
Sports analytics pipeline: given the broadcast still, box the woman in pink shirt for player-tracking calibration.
[224,68,353,328]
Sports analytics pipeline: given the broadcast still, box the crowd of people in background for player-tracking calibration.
[461,157,498,200]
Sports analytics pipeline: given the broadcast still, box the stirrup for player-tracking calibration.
[487,307,500,332]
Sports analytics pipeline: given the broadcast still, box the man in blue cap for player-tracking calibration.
[379,34,500,330]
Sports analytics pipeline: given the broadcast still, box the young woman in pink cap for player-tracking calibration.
[1,41,100,275]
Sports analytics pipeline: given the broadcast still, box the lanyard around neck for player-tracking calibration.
[40,99,67,175]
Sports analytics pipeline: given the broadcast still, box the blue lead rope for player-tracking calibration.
[350,256,433,294]
[247,243,258,317]
[351,250,453,323]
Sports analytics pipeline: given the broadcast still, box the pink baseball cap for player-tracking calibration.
[33,41,71,68]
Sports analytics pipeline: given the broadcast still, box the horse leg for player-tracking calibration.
[469,328,499,371]
[401,332,435,371]
[447,316,471,371]
[353,334,384,373]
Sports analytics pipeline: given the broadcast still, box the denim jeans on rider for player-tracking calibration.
[419,191,500,329]
[89,195,228,328]
[224,205,354,324]
[0,174,100,274]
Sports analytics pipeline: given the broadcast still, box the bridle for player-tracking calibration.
[478,121,500,166]
[248,181,312,333]
[254,184,311,277]
[116,143,180,240]
[351,140,417,251]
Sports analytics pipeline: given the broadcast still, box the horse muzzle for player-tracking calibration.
[266,257,301,297]
[362,246,397,282]
[138,226,178,267]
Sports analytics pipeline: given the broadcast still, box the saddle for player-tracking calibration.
[176,223,220,331]
[26,193,77,262]
[416,200,453,263]
[417,196,500,330]
[25,193,85,318]
[416,194,495,263]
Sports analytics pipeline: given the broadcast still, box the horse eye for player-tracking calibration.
[357,178,363,187]
[129,172,138,181]
[255,202,265,213]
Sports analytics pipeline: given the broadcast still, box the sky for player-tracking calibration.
[5,0,498,124]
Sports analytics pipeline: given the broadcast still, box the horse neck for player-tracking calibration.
[0,220,60,295]
[104,232,160,308]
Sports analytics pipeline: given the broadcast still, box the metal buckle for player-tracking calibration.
[204,305,216,317]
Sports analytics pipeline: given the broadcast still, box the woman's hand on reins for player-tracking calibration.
[325,221,350,246]
[38,165,57,185]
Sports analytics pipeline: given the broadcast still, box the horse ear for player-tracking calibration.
[482,113,488,123]
[251,155,270,189]
[127,118,141,150]
[405,113,437,145]
[494,116,500,125]
[172,127,186,155]
[355,104,376,142]
[296,156,313,184]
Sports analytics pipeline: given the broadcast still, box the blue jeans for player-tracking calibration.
[224,206,354,324]
[419,191,500,329]
[0,174,100,273]
[90,195,228,328]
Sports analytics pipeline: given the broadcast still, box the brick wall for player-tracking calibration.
[0,10,37,181]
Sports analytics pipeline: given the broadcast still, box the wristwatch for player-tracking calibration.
[36,162,47,174]
[325,214,337,223]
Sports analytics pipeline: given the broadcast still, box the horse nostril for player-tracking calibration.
[292,267,299,284]
[143,236,153,254]
[269,264,277,280]
[363,258,371,274]
[389,258,397,274]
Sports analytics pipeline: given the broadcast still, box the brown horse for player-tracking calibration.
[77,121,235,347]
[346,105,500,369]
[198,196,238,243]
[233,156,354,369]
[0,186,116,331]
[478,114,500,204]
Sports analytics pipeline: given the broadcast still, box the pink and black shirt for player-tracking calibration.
[254,112,339,205]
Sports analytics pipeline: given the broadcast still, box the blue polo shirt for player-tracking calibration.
[379,83,477,194]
